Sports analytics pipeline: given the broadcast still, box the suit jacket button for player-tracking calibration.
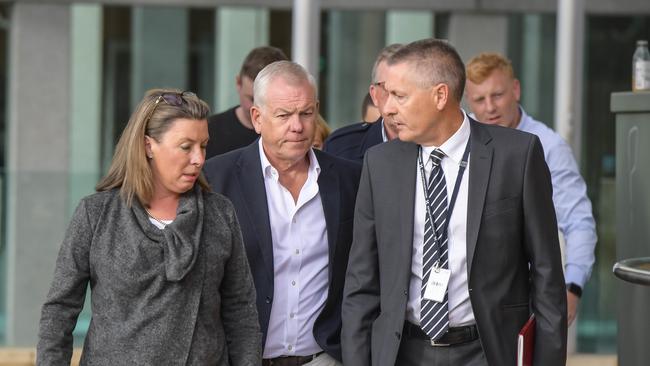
[265,297,271,304]
[395,332,401,340]
[404,290,408,296]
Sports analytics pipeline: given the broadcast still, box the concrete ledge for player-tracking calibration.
[0,348,81,366]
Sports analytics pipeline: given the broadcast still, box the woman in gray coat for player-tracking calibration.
[37,89,262,365]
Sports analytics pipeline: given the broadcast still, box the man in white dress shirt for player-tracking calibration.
[204,61,361,366]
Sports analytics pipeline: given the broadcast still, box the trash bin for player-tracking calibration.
[612,91,650,366]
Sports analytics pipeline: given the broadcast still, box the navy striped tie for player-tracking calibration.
[420,148,449,340]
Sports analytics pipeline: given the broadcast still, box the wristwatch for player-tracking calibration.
[566,283,582,298]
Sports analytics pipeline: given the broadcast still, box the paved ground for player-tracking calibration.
[0,348,617,365]
[568,354,617,366]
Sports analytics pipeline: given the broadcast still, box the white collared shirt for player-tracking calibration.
[258,139,328,358]
[380,118,388,142]
[406,111,475,327]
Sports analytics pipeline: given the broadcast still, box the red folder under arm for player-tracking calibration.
[517,313,536,366]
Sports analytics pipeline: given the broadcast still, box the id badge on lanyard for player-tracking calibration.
[423,263,451,302]
[418,140,470,302]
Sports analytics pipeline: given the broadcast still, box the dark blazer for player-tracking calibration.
[341,119,567,366]
[204,140,361,361]
[323,117,384,163]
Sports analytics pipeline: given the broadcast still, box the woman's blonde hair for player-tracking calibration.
[315,115,331,141]
[96,88,211,206]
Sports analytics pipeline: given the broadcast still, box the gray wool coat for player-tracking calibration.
[37,187,262,366]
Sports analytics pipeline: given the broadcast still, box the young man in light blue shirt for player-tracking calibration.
[465,52,597,325]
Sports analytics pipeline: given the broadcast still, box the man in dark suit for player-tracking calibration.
[323,44,402,163]
[204,61,360,366]
[341,39,567,366]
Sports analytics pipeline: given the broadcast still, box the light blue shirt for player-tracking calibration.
[517,108,597,288]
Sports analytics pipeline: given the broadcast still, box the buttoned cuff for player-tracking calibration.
[564,264,589,288]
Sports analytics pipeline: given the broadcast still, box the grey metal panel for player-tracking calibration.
[6,0,296,8]
[6,0,473,10]
[322,0,475,11]
[613,91,650,366]
[473,0,555,13]
[6,0,650,13]
[6,2,71,346]
[611,91,650,113]
[587,0,650,14]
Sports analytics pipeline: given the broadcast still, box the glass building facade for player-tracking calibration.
[0,0,648,357]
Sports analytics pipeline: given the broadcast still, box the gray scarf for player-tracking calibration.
[133,186,204,281]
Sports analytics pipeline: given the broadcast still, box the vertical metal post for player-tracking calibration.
[554,0,585,162]
[292,0,321,83]
[554,0,586,355]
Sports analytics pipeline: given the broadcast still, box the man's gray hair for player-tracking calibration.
[387,38,465,102]
[371,43,403,84]
[253,60,318,107]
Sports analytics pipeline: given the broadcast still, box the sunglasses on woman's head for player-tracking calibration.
[145,91,197,125]
[154,91,196,107]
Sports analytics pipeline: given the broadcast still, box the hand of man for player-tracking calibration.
[567,291,580,326]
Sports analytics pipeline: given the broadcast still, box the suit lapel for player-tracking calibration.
[315,152,339,282]
[397,142,419,274]
[466,120,493,274]
[237,143,275,282]
[360,119,384,152]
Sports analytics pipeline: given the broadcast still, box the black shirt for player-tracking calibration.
[206,106,259,159]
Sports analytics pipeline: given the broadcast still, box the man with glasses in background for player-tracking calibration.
[323,44,402,164]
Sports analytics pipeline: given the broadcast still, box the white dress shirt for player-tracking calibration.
[258,139,329,358]
[406,111,475,327]
[381,118,388,142]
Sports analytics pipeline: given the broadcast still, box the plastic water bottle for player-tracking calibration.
[632,40,650,91]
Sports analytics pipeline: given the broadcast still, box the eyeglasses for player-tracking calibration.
[372,81,387,91]
[145,91,196,124]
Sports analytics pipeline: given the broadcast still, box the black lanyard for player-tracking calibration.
[417,139,471,239]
